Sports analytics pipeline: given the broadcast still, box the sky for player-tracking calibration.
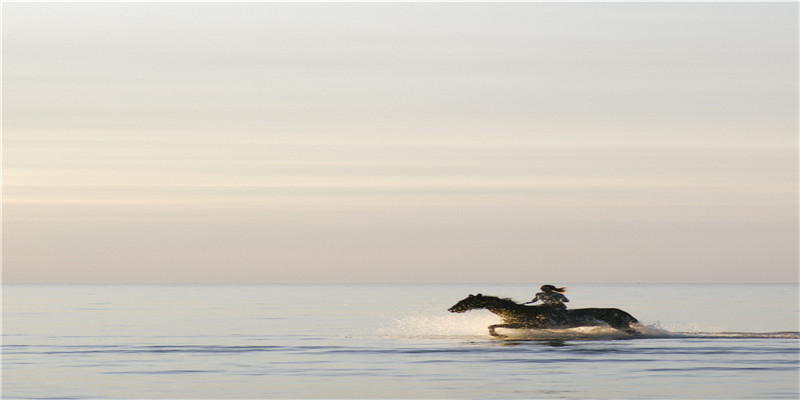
[2,2,797,283]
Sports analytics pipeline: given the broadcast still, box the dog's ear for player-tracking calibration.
[468,294,474,298]
[476,293,483,297]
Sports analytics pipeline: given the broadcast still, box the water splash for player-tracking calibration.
[491,323,800,340]
[384,316,800,341]
[386,313,501,339]
[498,325,648,340]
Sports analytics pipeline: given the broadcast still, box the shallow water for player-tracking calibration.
[3,283,798,399]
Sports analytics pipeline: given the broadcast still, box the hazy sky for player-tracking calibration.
[3,2,797,283]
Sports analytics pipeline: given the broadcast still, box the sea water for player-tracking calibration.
[2,283,798,399]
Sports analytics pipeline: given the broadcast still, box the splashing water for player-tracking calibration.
[387,312,501,339]
[386,316,799,341]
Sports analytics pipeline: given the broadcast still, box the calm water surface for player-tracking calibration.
[3,284,798,399]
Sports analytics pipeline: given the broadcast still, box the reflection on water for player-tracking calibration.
[3,284,798,399]
[498,339,572,347]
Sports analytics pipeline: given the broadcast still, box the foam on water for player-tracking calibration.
[499,325,800,340]
[667,331,800,339]
[388,315,800,341]
[500,325,651,340]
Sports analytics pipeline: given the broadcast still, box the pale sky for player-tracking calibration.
[2,2,797,283]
